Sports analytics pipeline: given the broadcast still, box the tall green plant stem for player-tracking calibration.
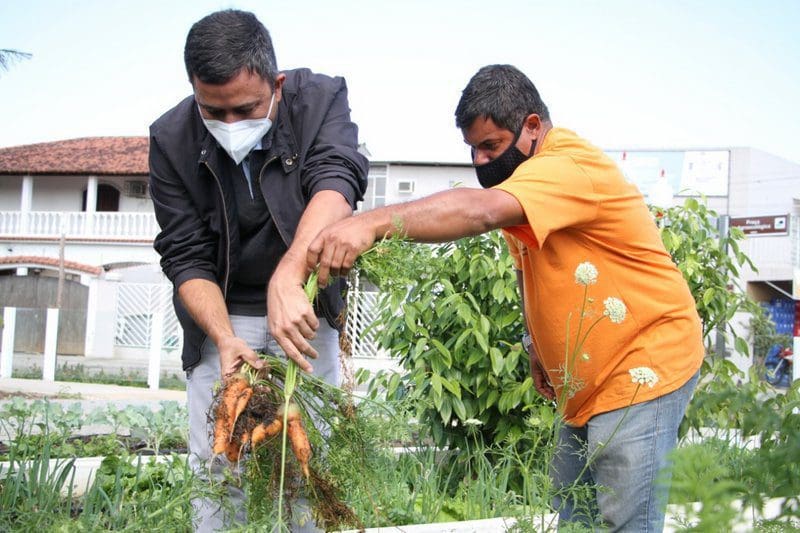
[557,291,607,415]
[276,271,319,527]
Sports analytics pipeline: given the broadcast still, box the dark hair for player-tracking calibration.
[184,9,278,86]
[455,64,550,132]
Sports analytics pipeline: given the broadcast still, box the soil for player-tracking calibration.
[0,390,50,400]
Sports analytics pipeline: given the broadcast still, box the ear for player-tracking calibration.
[523,113,542,135]
[273,73,287,103]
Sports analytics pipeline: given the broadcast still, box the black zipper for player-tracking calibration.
[204,161,232,297]
[191,161,232,366]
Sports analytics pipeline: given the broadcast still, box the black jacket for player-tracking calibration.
[149,68,369,370]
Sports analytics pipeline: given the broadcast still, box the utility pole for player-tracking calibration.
[715,214,730,360]
[56,232,65,309]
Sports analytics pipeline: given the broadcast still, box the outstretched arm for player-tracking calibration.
[307,187,527,286]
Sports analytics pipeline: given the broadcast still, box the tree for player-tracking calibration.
[0,49,32,74]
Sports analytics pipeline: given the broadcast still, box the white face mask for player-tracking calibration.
[199,93,275,164]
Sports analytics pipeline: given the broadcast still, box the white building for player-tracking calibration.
[0,137,172,362]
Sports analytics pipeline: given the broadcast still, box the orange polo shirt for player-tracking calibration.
[495,127,704,426]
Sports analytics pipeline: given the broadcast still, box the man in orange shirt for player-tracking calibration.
[276,64,703,531]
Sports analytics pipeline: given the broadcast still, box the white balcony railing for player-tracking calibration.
[0,211,159,241]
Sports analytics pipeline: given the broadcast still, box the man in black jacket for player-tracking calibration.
[149,9,368,531]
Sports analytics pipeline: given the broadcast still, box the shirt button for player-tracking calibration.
[285,158,293,166]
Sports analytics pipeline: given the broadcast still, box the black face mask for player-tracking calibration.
[475,130,536,188]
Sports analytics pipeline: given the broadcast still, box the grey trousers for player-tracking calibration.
[187,315,341,532]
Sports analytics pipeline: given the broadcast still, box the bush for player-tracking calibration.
[651,197,758,353]
[368,232,549,455]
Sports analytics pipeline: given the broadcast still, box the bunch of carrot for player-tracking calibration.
[211,367,314,479]
[211,271,321,476]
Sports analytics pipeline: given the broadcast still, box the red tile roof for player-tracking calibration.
[0,137,149,176]
[0,255,103,276]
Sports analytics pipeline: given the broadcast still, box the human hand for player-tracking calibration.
[528,345,555,400]
[267,267,318,373]
[217,335,265,379]
[307,216,378,287]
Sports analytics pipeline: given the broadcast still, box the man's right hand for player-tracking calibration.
[307,214,379,287]
[217,334,264,378]
[528,345,555,400]
[177,279,266,379]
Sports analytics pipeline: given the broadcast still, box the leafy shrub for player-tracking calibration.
[650,197,758,353]
[671,359,800,529]
[368,232,549,455]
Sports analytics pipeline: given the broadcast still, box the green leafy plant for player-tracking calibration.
[125,401,188,455]
[672,359,800,529]
[367,232,546,456]
[650,197,758,354]
[0,400,188,460]
[0,439,77,530]
[79,453,197,531]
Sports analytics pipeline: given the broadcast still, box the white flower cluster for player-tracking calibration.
[574,261,599,286]
[629,367,659,388]
[603,297,627,324]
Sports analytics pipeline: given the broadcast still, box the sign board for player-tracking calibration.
[730,214,790,236]
[607,150,730,198]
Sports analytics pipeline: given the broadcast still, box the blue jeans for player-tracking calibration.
[187,315,341,533]
[551,371,699,532]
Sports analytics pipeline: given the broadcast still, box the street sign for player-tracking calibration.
[730,214,790,236]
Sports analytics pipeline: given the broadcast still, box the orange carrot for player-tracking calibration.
[212,419,229,455]
[287,418,311,478]
[226,436,242,462]
[250,418,283,449]
[212,373,250,455]
[230,387,253,438]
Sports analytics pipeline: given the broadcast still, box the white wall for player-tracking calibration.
[729,148,800,216]
[383,163,477,206]
[1,174,153,213]
[0,175,22,210]
[30,176,88,211]
[84,278,118,358]
[118,194,153,213]
[727,148,799,284]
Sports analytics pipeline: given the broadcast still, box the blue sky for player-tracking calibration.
[1,0,799,165]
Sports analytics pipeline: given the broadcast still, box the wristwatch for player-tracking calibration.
[522,333,533,352]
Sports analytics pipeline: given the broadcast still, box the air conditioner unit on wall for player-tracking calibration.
[125,180,148,198]
[397,180,415,194]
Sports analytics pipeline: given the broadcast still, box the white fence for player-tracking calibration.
[345,281,388,359]
[0,279,391,390]
[0,211,159,240]
[114,283,181,351]
[112,281,387,359]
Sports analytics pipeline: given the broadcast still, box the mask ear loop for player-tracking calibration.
[524,119,538,157]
